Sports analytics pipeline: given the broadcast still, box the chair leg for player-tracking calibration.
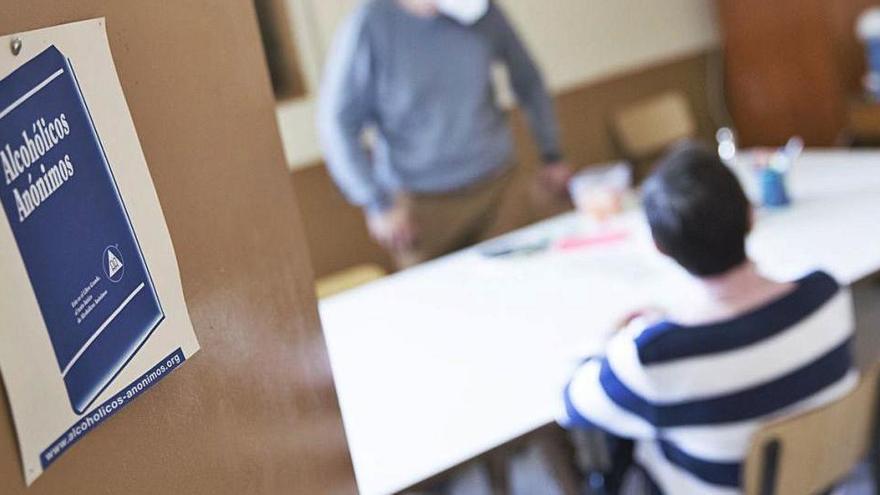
[872,373,880,495]
[534,426,584,495]
[487,454,510,495]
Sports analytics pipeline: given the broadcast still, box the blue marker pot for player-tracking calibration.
[760,168,791,208]
[866,38,880,99]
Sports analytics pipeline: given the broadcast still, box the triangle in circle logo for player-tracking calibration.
[107,250,123,278]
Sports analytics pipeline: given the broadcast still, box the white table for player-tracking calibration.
[319,151,880,495]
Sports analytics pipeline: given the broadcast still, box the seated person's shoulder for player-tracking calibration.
[627,270,849,365]
[774,270,849,327]
[799,270,841,297]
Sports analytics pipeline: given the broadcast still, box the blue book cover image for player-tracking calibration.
[0,46,164,415]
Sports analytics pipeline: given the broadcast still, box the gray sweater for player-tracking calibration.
[318,0,562,212]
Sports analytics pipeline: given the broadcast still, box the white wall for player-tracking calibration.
[276,0,720,169]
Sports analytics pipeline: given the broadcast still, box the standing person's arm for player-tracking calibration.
[318,7,388,213]
[491,6,573,193]
[318,7,415,250]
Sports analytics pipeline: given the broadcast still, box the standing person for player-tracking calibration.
[319,0,573,269]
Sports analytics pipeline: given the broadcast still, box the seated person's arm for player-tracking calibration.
[559,327,656,441]
[490,6,563,166]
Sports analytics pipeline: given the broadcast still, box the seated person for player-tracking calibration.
[558,145,857,494]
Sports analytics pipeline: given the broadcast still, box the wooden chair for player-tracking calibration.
[610,91,697,180]
[742,365,880,495]
[315,263,387,299]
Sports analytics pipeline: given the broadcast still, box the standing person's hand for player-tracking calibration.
[366,199,418,252]
[537,161,575,197]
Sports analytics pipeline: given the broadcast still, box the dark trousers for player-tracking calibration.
[581,433,662,495]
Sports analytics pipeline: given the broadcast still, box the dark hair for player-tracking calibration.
[642,143,750,276]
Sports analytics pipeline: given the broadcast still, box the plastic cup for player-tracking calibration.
[568,162,632,224]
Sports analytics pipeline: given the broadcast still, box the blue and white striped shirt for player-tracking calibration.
[559,271,856,494]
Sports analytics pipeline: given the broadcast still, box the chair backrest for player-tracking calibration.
[742,365,880,495]
[316,263,387,299]
[611,91,697,161]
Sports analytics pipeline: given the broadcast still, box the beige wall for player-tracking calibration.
[275,0,720,169]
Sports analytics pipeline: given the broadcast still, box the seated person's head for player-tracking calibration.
[642,144,751,277]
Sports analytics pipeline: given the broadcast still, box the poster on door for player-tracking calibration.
[0,18,199,486]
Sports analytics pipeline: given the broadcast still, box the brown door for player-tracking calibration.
[0,1,357,494]
[718,0,848,147]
